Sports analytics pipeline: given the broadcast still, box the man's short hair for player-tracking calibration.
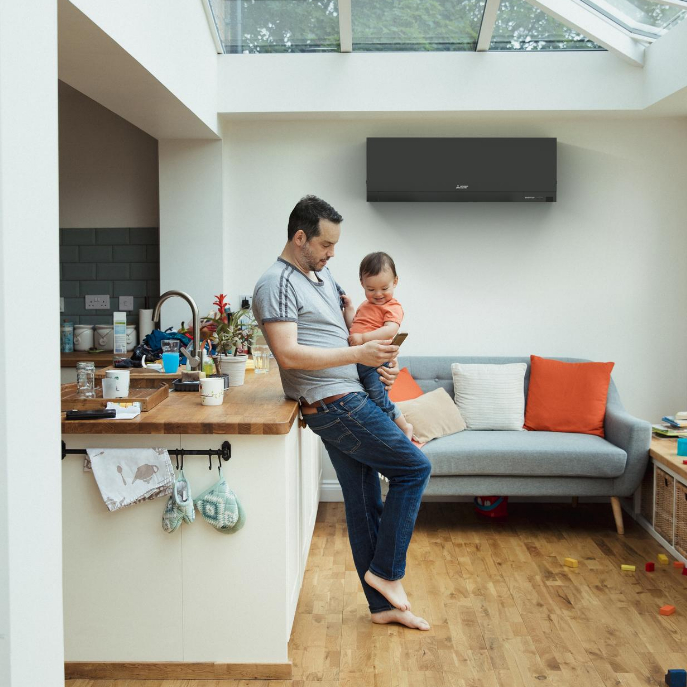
[287,195,343,241]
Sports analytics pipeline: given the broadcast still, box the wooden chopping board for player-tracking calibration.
[95,364,182,383]
[61,382,169,412]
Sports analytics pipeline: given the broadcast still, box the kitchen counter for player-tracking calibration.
[61,367,298,435]
[61,365,320,680]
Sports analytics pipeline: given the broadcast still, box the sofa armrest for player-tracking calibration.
[606,406,652,496]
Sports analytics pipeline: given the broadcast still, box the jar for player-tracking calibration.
[73,325,94,351]
[76,361,96,398]
[95,325,114,351]
[61,322,74,353]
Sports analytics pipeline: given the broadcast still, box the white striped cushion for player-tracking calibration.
[451,363,527,431]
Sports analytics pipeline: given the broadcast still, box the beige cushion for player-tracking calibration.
[396,388,467,444]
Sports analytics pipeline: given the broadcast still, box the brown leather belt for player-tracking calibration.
[299,392,348,414]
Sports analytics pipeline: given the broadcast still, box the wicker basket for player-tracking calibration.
[655,467,675,544]
[675,481,687,558]
[640,463,654,524]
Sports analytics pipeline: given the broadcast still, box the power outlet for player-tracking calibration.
[85,295,110,310]
[239,294,253,310]
[119,296,134,311]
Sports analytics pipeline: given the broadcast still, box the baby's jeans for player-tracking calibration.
[357,362,401,421]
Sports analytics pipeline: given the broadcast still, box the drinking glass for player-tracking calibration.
[76,361,96,398]
[161,340,180,373]
[253,345,271,374]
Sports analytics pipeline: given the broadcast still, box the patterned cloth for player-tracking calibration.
[162,470,195,533]
[194,467,246,534]
[86,447,174,512]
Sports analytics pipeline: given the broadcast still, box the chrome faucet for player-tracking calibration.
[153,290,201,369]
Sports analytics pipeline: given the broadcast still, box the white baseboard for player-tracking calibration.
[318,479,616,504]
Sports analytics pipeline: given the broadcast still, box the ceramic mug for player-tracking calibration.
[200,377,225,406]
[105,369,130,398]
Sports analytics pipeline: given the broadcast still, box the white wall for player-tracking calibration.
[64,0,219,135]
[158,139,225,331]
[222,116,687,432]
[0,1,64,685]
[59,81,159,228]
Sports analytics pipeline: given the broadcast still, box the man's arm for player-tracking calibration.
[264,321,399,371]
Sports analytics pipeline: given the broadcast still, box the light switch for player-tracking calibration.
[119,296,134,311]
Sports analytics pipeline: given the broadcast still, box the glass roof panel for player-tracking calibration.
[579,0,686,38]
[490,0,603,50]
[208,0,341,53]
[351,0,487,52]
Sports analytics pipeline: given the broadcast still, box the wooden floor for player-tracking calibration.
[67,499,687,687]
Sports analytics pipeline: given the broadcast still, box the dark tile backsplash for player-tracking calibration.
[60,227,160,325]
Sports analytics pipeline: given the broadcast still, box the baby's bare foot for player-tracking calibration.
[364,570,411,611]
[371,608,430,631]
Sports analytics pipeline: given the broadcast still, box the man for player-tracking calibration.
[252,195,432,631]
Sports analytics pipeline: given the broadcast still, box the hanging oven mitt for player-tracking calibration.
[194,467,246,534]
[162,469,195,533]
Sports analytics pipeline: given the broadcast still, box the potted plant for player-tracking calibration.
[205,294,259,387]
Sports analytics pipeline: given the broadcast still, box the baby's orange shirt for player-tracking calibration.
[349,298,404,335]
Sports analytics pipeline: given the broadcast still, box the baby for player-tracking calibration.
[342,252,414,441]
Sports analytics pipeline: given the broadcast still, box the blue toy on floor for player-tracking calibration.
[666,669,687,687]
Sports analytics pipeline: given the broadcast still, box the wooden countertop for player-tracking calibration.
[61,367,298,435]
[650,436,687,481]
[61,351,119,367]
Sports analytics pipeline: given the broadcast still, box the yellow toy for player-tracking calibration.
[621,565,636,572]
[564,558,578,568]
[659,554,670,564]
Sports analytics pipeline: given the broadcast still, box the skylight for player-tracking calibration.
[206,0,686,63]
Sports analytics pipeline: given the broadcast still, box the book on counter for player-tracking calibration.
[662,415,687,428]
[652,423,687,438]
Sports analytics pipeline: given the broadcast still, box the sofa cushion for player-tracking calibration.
[396,388,466,443]
[422,430,627,478]
[524,355,615,438]
[388,366,424,403]
[451,362,527,431]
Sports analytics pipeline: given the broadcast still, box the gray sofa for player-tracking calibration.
[397,356,652,534]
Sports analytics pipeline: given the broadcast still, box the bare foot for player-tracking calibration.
[394,416,414,442]
[364,570,411,611]
[371,607,430,631]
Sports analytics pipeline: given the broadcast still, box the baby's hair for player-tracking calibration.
[359,252,397,281]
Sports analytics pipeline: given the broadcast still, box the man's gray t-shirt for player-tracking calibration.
[252,257,364,404]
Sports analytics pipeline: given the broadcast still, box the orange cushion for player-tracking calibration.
[388,367,424,403]
[524,355,615,437]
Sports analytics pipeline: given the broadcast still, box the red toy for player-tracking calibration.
[646,562,655,572]
[474,496,508,519]
[682,567,687,577]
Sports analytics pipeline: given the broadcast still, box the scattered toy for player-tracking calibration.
[665,668,687,687]
[646,562,655,572]
[675,562,685,569]
[659,554,670,565]
[660,605,676,616]
[621,564,636,571]
[564,558,578,568]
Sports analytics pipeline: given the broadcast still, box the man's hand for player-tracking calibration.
[357,339,399,368]
[348,332,364,347]
[378,358,399,390]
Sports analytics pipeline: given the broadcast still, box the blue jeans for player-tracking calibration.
[357,362,401,420]
[302,391,432,614]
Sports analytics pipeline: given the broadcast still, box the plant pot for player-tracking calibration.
[216,354,248,387]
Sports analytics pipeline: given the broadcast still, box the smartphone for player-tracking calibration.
[391,332,408,347]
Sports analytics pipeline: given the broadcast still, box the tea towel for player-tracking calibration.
[86,447,174,512]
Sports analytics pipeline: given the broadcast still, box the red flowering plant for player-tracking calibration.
[205,293,258,361]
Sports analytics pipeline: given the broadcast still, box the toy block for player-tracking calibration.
[682,567,687,577]
[564,558,578,568]
[675,561,685,569]
[665,668,687,687]
[659,554,670,564]
[621,565,636,571]
[660,605,676,616]
[646,562,655,572]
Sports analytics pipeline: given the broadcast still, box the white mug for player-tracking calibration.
[106,369,130,398]
[101,378,117,399]
[200,377,225,406]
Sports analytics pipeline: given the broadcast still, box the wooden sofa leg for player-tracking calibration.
[610,496,624,535]
[572,497,578,508]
